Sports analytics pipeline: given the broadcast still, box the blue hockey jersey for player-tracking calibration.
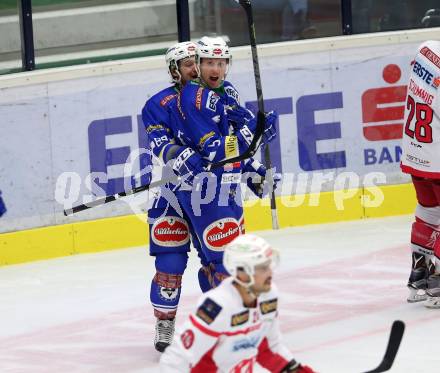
[141,86,179,162]
[170,80,250,165]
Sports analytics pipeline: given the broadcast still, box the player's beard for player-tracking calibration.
[252,277,272,295]
[263,277,272,291]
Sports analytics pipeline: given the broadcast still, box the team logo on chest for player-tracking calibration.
[152,216,189,247]
[203,218,241,251]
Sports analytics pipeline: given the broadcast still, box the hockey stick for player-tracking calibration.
[361,320,405,373]
[63,175,178,216]
[209,0,263,170]
[212,0,279,229]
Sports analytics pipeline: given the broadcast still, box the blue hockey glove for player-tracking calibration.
[172,147,206,187]
[227,105,255,129]
[263,110,277,144]
[242,159,281,198]
[227,106,278,147]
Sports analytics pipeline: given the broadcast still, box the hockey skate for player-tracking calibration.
[425,273,440,309]
[407,252,428,303]
[154,318,175,352]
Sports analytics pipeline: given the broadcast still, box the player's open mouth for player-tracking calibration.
[210,77,219,82]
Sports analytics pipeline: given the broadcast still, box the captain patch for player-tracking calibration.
[259,298,277,315]
[231,310,249,326]
[196,297,222,325]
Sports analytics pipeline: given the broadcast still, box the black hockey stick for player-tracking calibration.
[209,0,263,170]
[63,175,178,216]
[361,320,405,373]
[211,0,279,229]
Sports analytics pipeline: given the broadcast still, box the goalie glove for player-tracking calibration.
[280,360,316,373]
[171,146,206,187]
[227,105,278,146]
[242,159,281,198]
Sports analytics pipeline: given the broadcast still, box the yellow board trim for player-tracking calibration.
[0,183,417,266]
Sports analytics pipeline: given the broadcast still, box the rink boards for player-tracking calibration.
[2,28,437,265]
[0,183,416,265]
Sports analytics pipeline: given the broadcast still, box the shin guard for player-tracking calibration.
[150,271,182,320]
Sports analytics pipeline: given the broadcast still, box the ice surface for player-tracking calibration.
[0,215,437,372]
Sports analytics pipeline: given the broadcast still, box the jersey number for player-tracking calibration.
[404,95,434,143]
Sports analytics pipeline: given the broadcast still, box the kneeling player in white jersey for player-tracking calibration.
[401,36,440,308]
[160,234,315,373]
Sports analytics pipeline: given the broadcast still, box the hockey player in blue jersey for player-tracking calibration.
[168,36,278,291]
[142,41,216,352]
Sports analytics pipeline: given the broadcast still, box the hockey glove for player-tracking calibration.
[227,106,278,147]
[242,159,281,198]
[227,105,255,129]
[172,146,206,187]
[280,360,316,373]
[263,110,277,144]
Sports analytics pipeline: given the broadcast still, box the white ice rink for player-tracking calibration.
[1,215,438,373]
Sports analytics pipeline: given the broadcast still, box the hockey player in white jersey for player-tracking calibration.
[401,37,440,308]
[160,234,316,373]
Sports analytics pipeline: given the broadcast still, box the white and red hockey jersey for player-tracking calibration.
[160,277,293,373]
[401,40,440,178]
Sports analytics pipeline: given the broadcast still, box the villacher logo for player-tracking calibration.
[152,217,189,247]
[203,218,240,251]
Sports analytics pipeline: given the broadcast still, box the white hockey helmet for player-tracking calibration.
[196,36,231,60]
[165,41,197,84]
[223,234,279,288]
